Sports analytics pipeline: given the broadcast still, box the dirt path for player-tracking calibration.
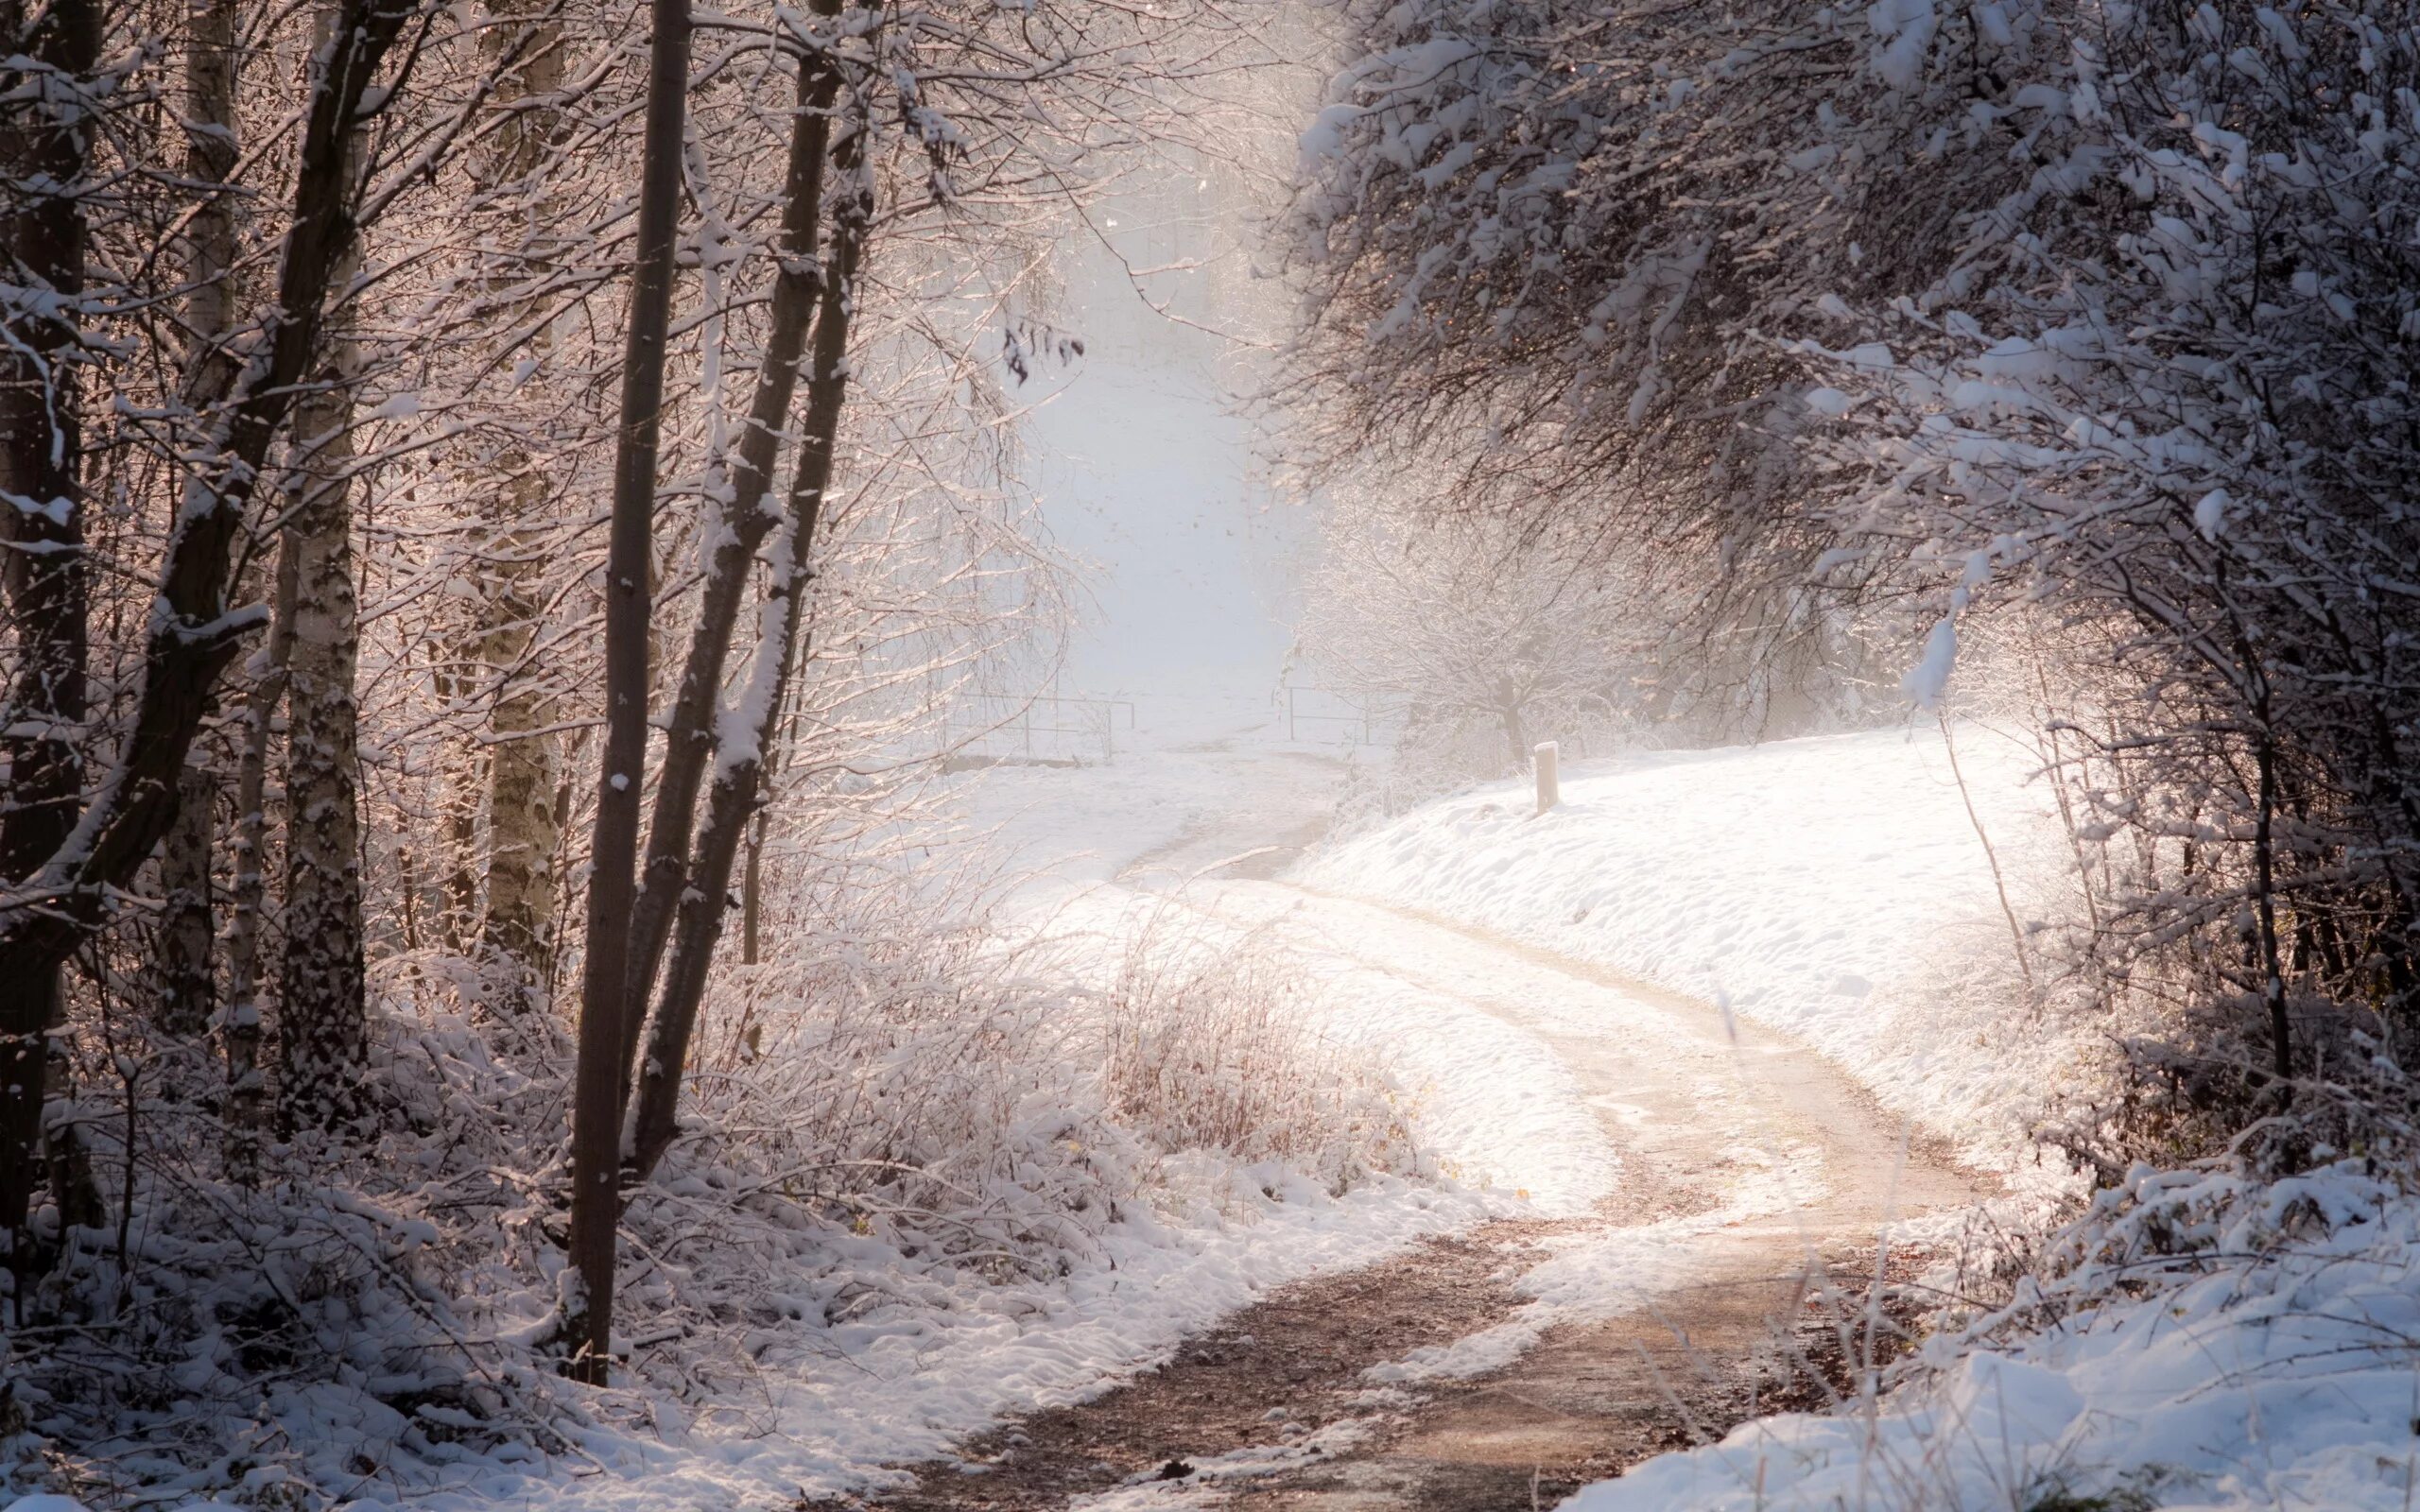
[854,749,1982,1512]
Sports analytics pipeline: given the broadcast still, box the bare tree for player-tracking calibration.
[276,33,371,1132]
[1300,500,1639,771]
[0,0,99,1290]
[565,0,695,1382]
[623,60,870,1183]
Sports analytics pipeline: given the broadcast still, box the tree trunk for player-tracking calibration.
[475,0,569,1006]
[1498,702,1530,772]
[620,19,844,1075]
[275,13,370,1138]
[480,553,562,997]
[155,761,218,1039]
[0,0,99,1298]
[435,662,483,954]
[224,538,298,1183]
[566,0,692,1383]
[153,0,243,1050]
[740,810,765,967]
[277,377,368,1136]
[448,778,484,952]
[2255,730,2291,1101]
[625,117,869,1185]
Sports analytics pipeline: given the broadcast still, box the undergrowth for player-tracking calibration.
[0,876,1419,1506]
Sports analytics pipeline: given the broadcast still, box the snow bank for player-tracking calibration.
[9,726,1483,1512]
[1569,1160,2420,1512]
[1304,726,2080,1173]
[6,1178,1488,1512]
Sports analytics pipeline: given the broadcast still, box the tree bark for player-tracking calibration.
[0,0,99,1298]
[480,552,562,993]
[0,0,416,995]
[2255,729,2291,1101]
[440,718,484,954]
[277,290,368,1135]
[625,115,868,1185]
[273,5,372,1137]
[566,0,692,1383]
[740,810,765,967]
[224,538,298,1183]
[620,18,843,1079]
[155,761,218,1039]
[153,0,245,1049]
[475,0,569,1006]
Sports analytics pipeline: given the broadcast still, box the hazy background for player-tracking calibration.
[1012,165,1313,702]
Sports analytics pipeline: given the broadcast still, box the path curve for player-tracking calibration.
[879,747,1984,1511]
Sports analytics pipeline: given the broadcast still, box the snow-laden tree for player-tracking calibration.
[1290,0,2420,1151]
[0,0,1288,1471]
[1795,1,2420,1155]
[0,0,457,1274]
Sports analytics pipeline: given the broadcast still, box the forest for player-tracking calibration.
[2,1,2416,1509]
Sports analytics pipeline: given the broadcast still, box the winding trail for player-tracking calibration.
[881,743,1984,1511]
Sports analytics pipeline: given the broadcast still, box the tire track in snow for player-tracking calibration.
[904,745,1987,1511]
[1072,871,1981,1509]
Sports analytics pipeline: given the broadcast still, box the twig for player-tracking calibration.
[1938,713,2035,993]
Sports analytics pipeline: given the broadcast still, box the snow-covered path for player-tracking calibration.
[935,726,1995,1508]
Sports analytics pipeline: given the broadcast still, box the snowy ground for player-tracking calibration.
[86,708,2401,1512]
[953,709,1990,1508]
[1271,723,2420,1512]
[29,698,1501,1512]
[298,1173,1486,1512]
[1304,725,2083,1180]
[368,704,1512,1510]
[1569,1160,2420,1512]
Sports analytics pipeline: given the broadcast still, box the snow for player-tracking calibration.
[1303,725,2077,1177]
[1900,616,1960,707]
[232,713,1511,1512]
[968,703,1621,1215]
[1866,0,1937,90]
[1274,722,2420,1512]
[1567,1161,2420,1512]
[7,706,1506,1512]
[1070,1417,1381,1509]
[494,1177,1478,1512]
[1353,1182,1819,1393]
[14,1163,1483,1512]
[44,699,2336,1512]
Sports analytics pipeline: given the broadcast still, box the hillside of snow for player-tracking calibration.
[1304,727,2420,1512]
[1304,725,2083,1177]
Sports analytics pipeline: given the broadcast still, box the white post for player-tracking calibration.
[1533,740,1560,816]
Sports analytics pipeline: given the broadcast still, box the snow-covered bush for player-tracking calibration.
[1572,1148,2420,1511]
[0,845,1417,1505]
[1095,912,1421,1194]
